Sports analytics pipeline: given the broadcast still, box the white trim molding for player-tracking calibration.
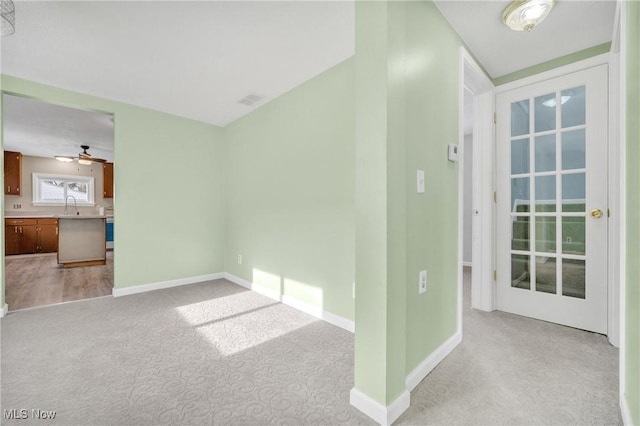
[223,272,355,333]
[621,393,633,426]
[112,273,224,297]
[459,46,496,314]
[349,387,410,426]
[405,331,462,392]
[494,53,611,93]
[0,303,8,318]
[32,172,96,207]
[617,0,628,410]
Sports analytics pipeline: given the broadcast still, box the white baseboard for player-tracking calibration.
[223,272,252,289]
[0,303,8,318]
[112,272,224,297]
[405,331,462,391]
[321,309,355,333]
[350,387,410,426]
[224,272,281,300]
[224,272,355,333]
[621,393,634,426]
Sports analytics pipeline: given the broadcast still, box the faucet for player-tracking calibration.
[65,195,78,215]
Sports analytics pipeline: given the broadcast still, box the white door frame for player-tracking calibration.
[611,1,628,421]
[494,53,620,346]
[608,0,624,351]
[458,47,495,327]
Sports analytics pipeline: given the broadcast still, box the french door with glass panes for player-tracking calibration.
[496,65,608,334]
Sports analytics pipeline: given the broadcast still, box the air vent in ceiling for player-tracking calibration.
[238,93,265,106]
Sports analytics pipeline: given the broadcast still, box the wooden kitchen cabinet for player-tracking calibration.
[21,224,38,253]
[103,162,114,198]
[4,218,58,255]
[5,225,20,255]
[4,151,22,195]
[37,219,59,253]
[5,218,37,254]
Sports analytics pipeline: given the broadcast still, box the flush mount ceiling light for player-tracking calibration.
[502,0,555,32]
[1,0,15,36]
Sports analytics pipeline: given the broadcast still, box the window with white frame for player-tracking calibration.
[32,173,95,206]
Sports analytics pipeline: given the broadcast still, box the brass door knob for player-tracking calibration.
[591,209,603,219]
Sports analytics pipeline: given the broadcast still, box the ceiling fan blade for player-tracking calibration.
[78,145,108,163]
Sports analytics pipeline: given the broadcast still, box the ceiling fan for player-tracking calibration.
[55,145,107,165]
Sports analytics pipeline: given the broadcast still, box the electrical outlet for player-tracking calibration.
[419,270,427,294]
[566,236,572,243]
[237,254,242,265]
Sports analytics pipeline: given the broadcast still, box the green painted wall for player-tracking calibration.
[385,0,409,407]
[353,0,408,406]
[353,0,462,406]
[625,2,640,423]
[403,0,462,377]
[224,59,356,320]
[494,43,612,86]
[1,76,226,298]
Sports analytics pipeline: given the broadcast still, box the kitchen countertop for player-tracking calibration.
[56,215,109,220]
[5,214,56,219]
[5,212,113,219]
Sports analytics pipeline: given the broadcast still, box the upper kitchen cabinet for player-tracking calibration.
[103,162,114,198]
[4,150,22,195]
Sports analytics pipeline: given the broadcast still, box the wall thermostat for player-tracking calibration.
[448,144,459,162]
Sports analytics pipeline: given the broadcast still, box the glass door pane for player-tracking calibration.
[509,87,588,298]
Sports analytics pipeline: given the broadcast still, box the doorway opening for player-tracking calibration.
[2,93,115,311]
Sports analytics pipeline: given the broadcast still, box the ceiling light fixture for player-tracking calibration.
[502,0,555,32]
[54,146,106,165]
[55,156,75,163]
[1,0,15,36]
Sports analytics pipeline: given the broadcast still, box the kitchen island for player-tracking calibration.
[57,215,107,268]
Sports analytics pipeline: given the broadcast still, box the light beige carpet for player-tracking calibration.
[397,268,620,425]
[1,273,620,425]
[0,280,371,425]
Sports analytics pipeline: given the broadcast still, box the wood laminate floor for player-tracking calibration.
[4,251,114,311]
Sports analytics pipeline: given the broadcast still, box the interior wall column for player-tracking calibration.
[351,1,408,424]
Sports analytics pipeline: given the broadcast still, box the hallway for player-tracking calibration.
[398,267,620,425]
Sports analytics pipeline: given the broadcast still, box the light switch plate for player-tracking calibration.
[448,144,459,162]
[419,270,427,294]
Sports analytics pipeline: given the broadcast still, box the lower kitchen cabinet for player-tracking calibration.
[5,218,58,255]
[37,219,59,253]
[4,225,20,255]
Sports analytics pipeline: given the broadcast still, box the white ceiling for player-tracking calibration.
[0,0,617,151]
[434,0,617,79]
[3,94,114,162]
[1,1,355,128]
